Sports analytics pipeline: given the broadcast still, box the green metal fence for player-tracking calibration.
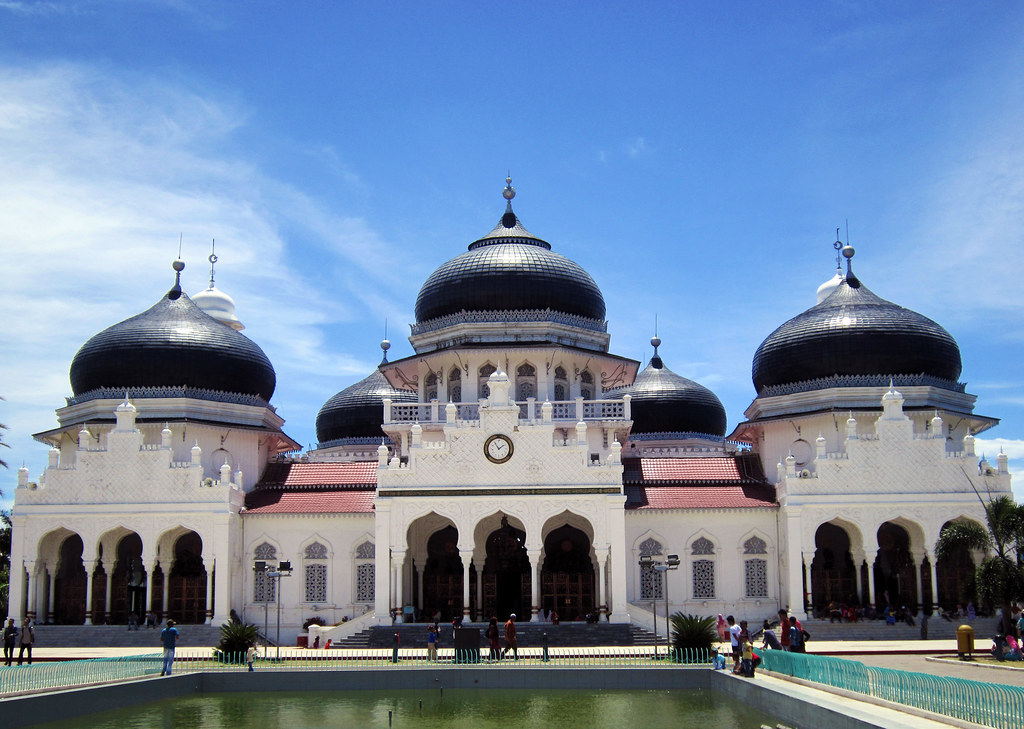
[0,654,163,696]
[759,650,1024,729]
[0,647,710,696]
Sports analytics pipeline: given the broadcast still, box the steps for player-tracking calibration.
[792,616,988,642]
[29,624,222,648]
[343,622,658,649]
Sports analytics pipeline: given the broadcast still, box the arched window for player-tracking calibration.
[554,366,568,401]
[478,364,496,399]
[638,537,664,600]
[743,536,768,598]
[691,537,715,599]
[425,372,438,402]
[516,363,537,400]
[580,370,594,400]
[304,541,328,603]
[354,540,375,603]
[253,542,277,603]
[449,368,462,402]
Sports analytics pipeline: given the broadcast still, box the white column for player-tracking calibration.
[595,547,609,622]
[204,562,215,624]
[374,502,392,623]
[23,563,35,622]
[460,550,473,619]
[607,495,629,622]
[528,549,542,622]
[393,549,406,622]
[103,560,113,624]
[161,568,169,616]
[211,519,232,625]
[864,549,878,607]
[83,560,96,625]
[782,510,803,614]
[475,559,484,621]
[928,551,939,613]
[47,567,56,623]
[8,527,28,622]
[144,558,156,618]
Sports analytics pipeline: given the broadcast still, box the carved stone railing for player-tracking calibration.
[384,397,631,425]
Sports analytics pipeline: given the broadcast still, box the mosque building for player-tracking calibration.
[7,180,1013,638]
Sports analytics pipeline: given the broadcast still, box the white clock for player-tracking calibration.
[484,433,514,464]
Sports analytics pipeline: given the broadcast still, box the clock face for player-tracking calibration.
[484,433,514,464]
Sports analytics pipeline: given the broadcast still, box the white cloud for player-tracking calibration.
[0,62,406,504]
[624,136,650,159]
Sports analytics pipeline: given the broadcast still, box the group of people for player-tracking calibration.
[423,613,519,662]
[990,604,1024,661]
[2,617,35,666]
[712,610,810,677]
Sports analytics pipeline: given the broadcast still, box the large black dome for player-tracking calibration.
[316,369,417,444]
[619,347,727,437]
[752,273,962,393]
[70,274,276,401]
[414,187,605,324]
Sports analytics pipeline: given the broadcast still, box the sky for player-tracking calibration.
[1,1,1023,508]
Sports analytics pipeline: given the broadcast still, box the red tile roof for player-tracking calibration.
[625,484,777,510]
[622,455,767,484]
[245,489,375,514]
[257,461,377,489]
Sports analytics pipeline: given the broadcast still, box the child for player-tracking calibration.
[246,645,256,672]
[710,648,727,670]
[740,638,754,677]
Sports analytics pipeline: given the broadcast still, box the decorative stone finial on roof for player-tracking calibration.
[170,258,185,300]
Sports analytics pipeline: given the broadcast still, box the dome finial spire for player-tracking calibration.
[380,320,391,364]
[207,239,218,289]
[838,221,859,288]
[170,257,185,300]
[650,319,663,369]
[501,174,517,226]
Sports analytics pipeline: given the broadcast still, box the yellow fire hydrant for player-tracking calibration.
[956,624,975,660]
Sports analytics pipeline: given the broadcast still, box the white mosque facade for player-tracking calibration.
[7,181,1014,639]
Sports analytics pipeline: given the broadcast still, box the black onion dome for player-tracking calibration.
[752,274,962,392]
[316,369,417,443]
[414,198,606,324]
[621,349,727,437]
[70,279,276,401]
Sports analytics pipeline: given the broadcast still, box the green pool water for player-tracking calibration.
[31,689,782,729]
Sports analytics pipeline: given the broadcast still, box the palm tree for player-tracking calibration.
[935,495,1024,634]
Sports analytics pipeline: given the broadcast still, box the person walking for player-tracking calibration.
[3,618,18,666]
[17,618,35,665]
[486,617,500,661]
[502,613,518,660]
[160,619,179,676]
[246,645,256,672]
[426,623,438,662]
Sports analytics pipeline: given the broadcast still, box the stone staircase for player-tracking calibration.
[342,622,658,649]
[30,624,222,648]
[794,616,988,642]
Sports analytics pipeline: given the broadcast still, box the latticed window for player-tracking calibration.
[743,536,767,554]
[580,370,594,400]
[638,537,664,600]
[253,542,277,603]
[745,559,768,598]
[691,537,715,555]
[693,559,716,598]
[425,372,438,401]
[449,368,462,402]
[356,563,375,602]
[355,540,375,603]
[305,563,327,602]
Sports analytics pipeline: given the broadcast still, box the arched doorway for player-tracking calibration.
[936,519,978,611]
[168,531,207,623]
[54,534,87,625]
[422,526,464,621]
[541,524,595,621]
[875,522,917,611]
[482,516,531,620]
[811,523,858,613]
[110,533,146,625]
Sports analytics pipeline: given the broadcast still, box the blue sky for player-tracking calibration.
[2,1,1023,506]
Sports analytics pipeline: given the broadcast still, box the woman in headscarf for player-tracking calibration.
[716,614,729,643]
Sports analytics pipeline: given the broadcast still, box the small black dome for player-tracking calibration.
[414,206,605,324]
[618,352,727,437]
[70,284,276,401]
[316,369,417,444]
[752,275,962,392]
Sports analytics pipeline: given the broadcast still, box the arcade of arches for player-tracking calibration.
[807,518,982,614]
[30,528,213,625]
[398,514,603,623]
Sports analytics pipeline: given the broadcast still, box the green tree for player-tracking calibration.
[935,495,1024,634]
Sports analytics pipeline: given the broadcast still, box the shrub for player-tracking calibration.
[217,619,258,658]
[670,613,716,653]
[303,616,326,631]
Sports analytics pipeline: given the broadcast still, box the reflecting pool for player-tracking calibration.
[31,689,782,729]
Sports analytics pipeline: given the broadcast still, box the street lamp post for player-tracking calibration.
[653,555,680,659]
[270,561,293,660]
